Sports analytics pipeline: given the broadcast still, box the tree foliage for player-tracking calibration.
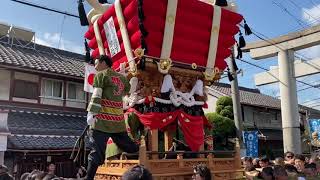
[205,96,237,150]
[206,112,235,136]
[205,96,235,136]
[216,96,234,119]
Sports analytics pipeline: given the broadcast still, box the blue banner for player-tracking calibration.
[309,119,320,140]
[243,131,259,158]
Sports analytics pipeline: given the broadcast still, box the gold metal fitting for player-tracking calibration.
[134,48,145,59]
[203,67,221,81]
[129,64,138,77]
[157,58,172,74]
[191,63,197,69]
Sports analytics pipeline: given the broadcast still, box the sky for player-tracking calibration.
[1,0,320,109]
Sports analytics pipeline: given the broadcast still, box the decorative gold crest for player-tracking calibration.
[134,48,145,59]
[203,67,221,82]
[191,63,197,70]
[129,64,138,77]
[157,58,172,74]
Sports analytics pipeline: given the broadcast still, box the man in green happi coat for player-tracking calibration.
[85,55,139,180]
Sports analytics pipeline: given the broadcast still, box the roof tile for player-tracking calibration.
[0,41,85,77]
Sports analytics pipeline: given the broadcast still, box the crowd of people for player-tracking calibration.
[0,163,212,180]
[243,152,320,179]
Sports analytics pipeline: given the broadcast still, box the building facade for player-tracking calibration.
[206,83,320,157]
[0,26,88,178]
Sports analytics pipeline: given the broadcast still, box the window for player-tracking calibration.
[42,79,63,98]
[13,80,38,99]
[67,83,86,101]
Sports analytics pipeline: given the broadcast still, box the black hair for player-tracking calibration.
[244,156,253,162]
[259,167,274,180]
[305,163,317,170]
[284,151,294,157]
[260,156,270,163]
[99,55,113,68]
[284,164,298,173]
[193,164,211,180]
[273,165,288,177]
[294,154,305,162]
[122,165,152,180]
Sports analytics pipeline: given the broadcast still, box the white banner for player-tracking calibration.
[104,17,121,57]
[84,63,97,93]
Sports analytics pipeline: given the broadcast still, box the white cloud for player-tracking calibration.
[299,4,320,59]
[298,46,320,59]
[302,4,320,25]
[35,32,84,54]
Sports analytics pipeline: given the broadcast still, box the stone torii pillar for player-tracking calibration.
[243,25,320,154]
[278,49,301,153]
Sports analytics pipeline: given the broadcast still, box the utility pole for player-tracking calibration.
[230,49,245,154]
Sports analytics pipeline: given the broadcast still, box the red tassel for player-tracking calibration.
[203,103,208,109]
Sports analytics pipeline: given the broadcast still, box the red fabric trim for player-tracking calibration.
[96,114,124,121]
[178,112,204,152]
[101,99,123,108]
[126,108,207,151]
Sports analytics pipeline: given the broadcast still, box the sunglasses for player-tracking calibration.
[286,156,293,158]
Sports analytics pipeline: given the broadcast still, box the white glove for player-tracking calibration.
[87,112,97,126]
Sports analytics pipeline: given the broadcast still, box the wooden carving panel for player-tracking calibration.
[150,162,180,169]
[184,161,208,168]
[212,160,234,170]
[96,175,121,180]
[135,63,205,97]
[105,163,120,168]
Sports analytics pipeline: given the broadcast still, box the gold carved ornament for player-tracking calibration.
[157,58,173,74]
[203,67,221,83]
[128,63,138,77]
[134,48,145,59]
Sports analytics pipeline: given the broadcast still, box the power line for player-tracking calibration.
[11,0,80,18]
[285,0,320,24]
[308,0,320,11]
[272,0,308,28]
[237,59,320,92]
[241,23,320,73]
[302,97,320,104]
[238,58,320,107]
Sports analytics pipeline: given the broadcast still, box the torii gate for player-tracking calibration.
[243,25,320,154]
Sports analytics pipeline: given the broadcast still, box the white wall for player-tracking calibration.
[66,100,86,109]
[14,72,39,82]
[204,95,218,114]
[40,97,64,106]
[205,87,223,114]
[12,97,37,103]
[0,70,11,101]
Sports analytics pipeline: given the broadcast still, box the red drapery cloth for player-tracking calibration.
[126,108,207,151]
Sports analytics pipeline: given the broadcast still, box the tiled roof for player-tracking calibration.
[7,108,87,136]
[0,39,85,77]
[209,82,281,109]
[4,106,88,150]
[7,135,81,150]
